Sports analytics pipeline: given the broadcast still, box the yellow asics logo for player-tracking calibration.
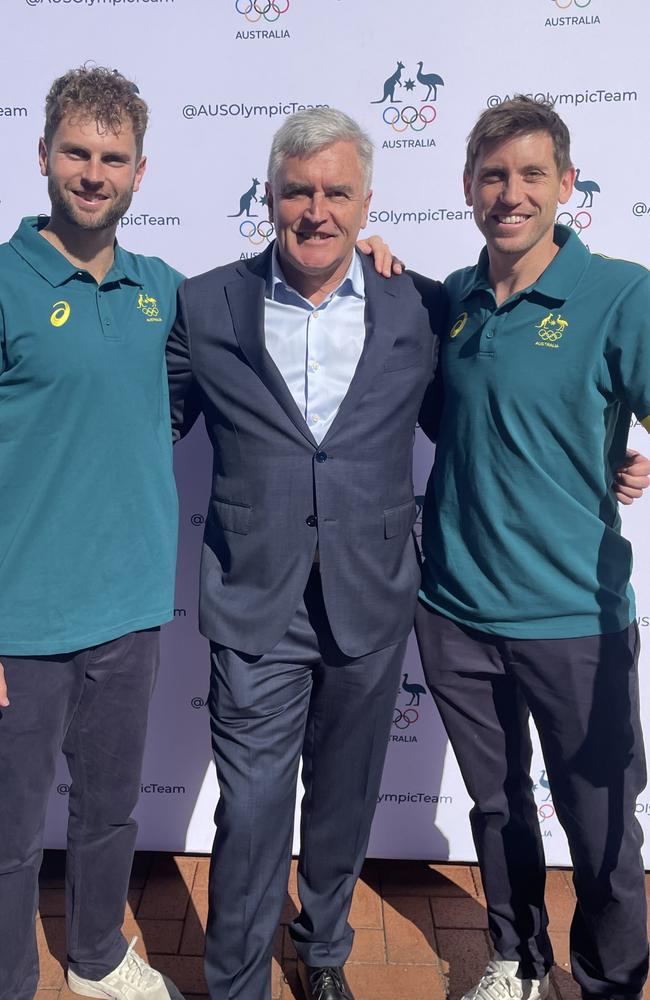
[137,292,161,321]
[449,312,468,339]
[50,300,71,328]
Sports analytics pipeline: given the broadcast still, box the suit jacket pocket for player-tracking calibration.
[212,498,252,535]
[382,346,423,373]
[384,499,417,539]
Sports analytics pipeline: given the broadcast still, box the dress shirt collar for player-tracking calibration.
[267,243,365,308]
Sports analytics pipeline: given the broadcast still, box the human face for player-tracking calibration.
[39,114,146,232]
[266,140,371,299]
[464,131,575,267]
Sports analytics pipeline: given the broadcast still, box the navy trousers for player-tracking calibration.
[415,603,648,1000]
[0,629,159,1000]
[204,568,406,1000]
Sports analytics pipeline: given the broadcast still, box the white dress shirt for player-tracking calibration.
[264,247,366,444]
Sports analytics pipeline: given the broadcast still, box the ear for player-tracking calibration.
[38,137,48,177]
[265,181,274,222]
[132,155,147,193]
[360,188,372,230]
[463,171,473,207]
[558,165,576,206]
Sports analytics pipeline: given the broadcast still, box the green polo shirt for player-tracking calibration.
[0,217,182,655]
[420,225,650,639]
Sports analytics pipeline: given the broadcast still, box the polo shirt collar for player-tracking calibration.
[267,243,365,305]
[461,224,590,306]
[9,216,142,288]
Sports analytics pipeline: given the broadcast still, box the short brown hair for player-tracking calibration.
[465,95,572,178]
[44,66,148,157]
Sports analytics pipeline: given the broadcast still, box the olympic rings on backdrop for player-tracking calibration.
[240,220,275,245]
[552,0,590,7]
[235,0,290,23]
[393,708,419,730]
[556,210,592,232]
[382,105,437,133]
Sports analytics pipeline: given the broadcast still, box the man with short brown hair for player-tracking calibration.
[416,96,650,1000]
[0,66,182,1000]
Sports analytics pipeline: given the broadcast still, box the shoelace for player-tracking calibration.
[308,967,349,1000]
[473,962,523,1000]
[118,938,160,988]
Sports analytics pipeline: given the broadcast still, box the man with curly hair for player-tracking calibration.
[0,67,183,1000]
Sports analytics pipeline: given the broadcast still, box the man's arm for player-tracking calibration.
[615,450,650,505]
[356,235,404,277]
[166,282,202,442]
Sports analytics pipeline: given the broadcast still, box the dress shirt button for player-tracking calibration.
[312,311,319,319]
[315,451,328,463]
[310,414,320,424]
[306,515,318,527]
[309,360,320,372]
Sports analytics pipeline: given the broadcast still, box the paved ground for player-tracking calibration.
[35,851,648,1000]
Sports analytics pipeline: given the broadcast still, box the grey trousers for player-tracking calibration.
[0,628,159,1000]
[415,603,648,1000]
[204,568,407,1000]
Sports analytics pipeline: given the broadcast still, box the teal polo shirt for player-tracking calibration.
[420,225,650,639]
[0,217,182,655]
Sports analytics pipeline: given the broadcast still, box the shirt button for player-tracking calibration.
[310,414,320,424]
[312,311,319,319]
[306,515,318,527]
[310,361,320,372]
[485,331,494,339]
[315,451,328,463]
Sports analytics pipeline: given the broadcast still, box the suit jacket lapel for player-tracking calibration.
[225,246,317,447]
[320,258,400,446]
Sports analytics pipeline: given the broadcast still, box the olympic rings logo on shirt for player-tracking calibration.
[551,0,591,8]
[235,0,290,22]
[556,210,592,232]
[537,328,563,342]
[240,220,275,245]
[393,708,419,730]
[383,105,437,133]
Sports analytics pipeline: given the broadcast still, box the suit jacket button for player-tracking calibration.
[306,515,318,527]
[315,451,328,463]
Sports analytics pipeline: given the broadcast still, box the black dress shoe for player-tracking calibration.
[297,962,355,1000]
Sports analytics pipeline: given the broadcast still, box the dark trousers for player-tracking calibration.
[204,569,406,1000]
[0,628,159,1000]
[415,603,648,999]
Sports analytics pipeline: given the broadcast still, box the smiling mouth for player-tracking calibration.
[73,191,109,204]
[493,214,529,225]
[297,232,334,242]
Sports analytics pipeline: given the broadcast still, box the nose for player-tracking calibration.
[80,158,104,187]
[303,191,327,222]
[499,175,524,207]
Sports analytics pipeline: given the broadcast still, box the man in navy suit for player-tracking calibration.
[166,107,442,1000]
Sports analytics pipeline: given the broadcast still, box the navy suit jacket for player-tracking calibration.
[166,245,443,657]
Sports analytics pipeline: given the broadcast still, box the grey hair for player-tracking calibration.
[267,107,374,191]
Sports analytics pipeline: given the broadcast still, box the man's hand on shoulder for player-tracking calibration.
[615,450,650,505]
[356,235,404,277]
[0,662,8,707]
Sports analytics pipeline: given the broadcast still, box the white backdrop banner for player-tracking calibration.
[3,0,649,864]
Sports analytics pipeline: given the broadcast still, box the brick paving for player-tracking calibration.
[34,851,650,1000]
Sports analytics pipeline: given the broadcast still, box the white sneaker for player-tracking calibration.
[461,957,550,1000]
[67,937,183,999]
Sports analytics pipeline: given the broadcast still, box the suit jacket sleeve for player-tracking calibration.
[166,280,203,442]
[408,270,445,442]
